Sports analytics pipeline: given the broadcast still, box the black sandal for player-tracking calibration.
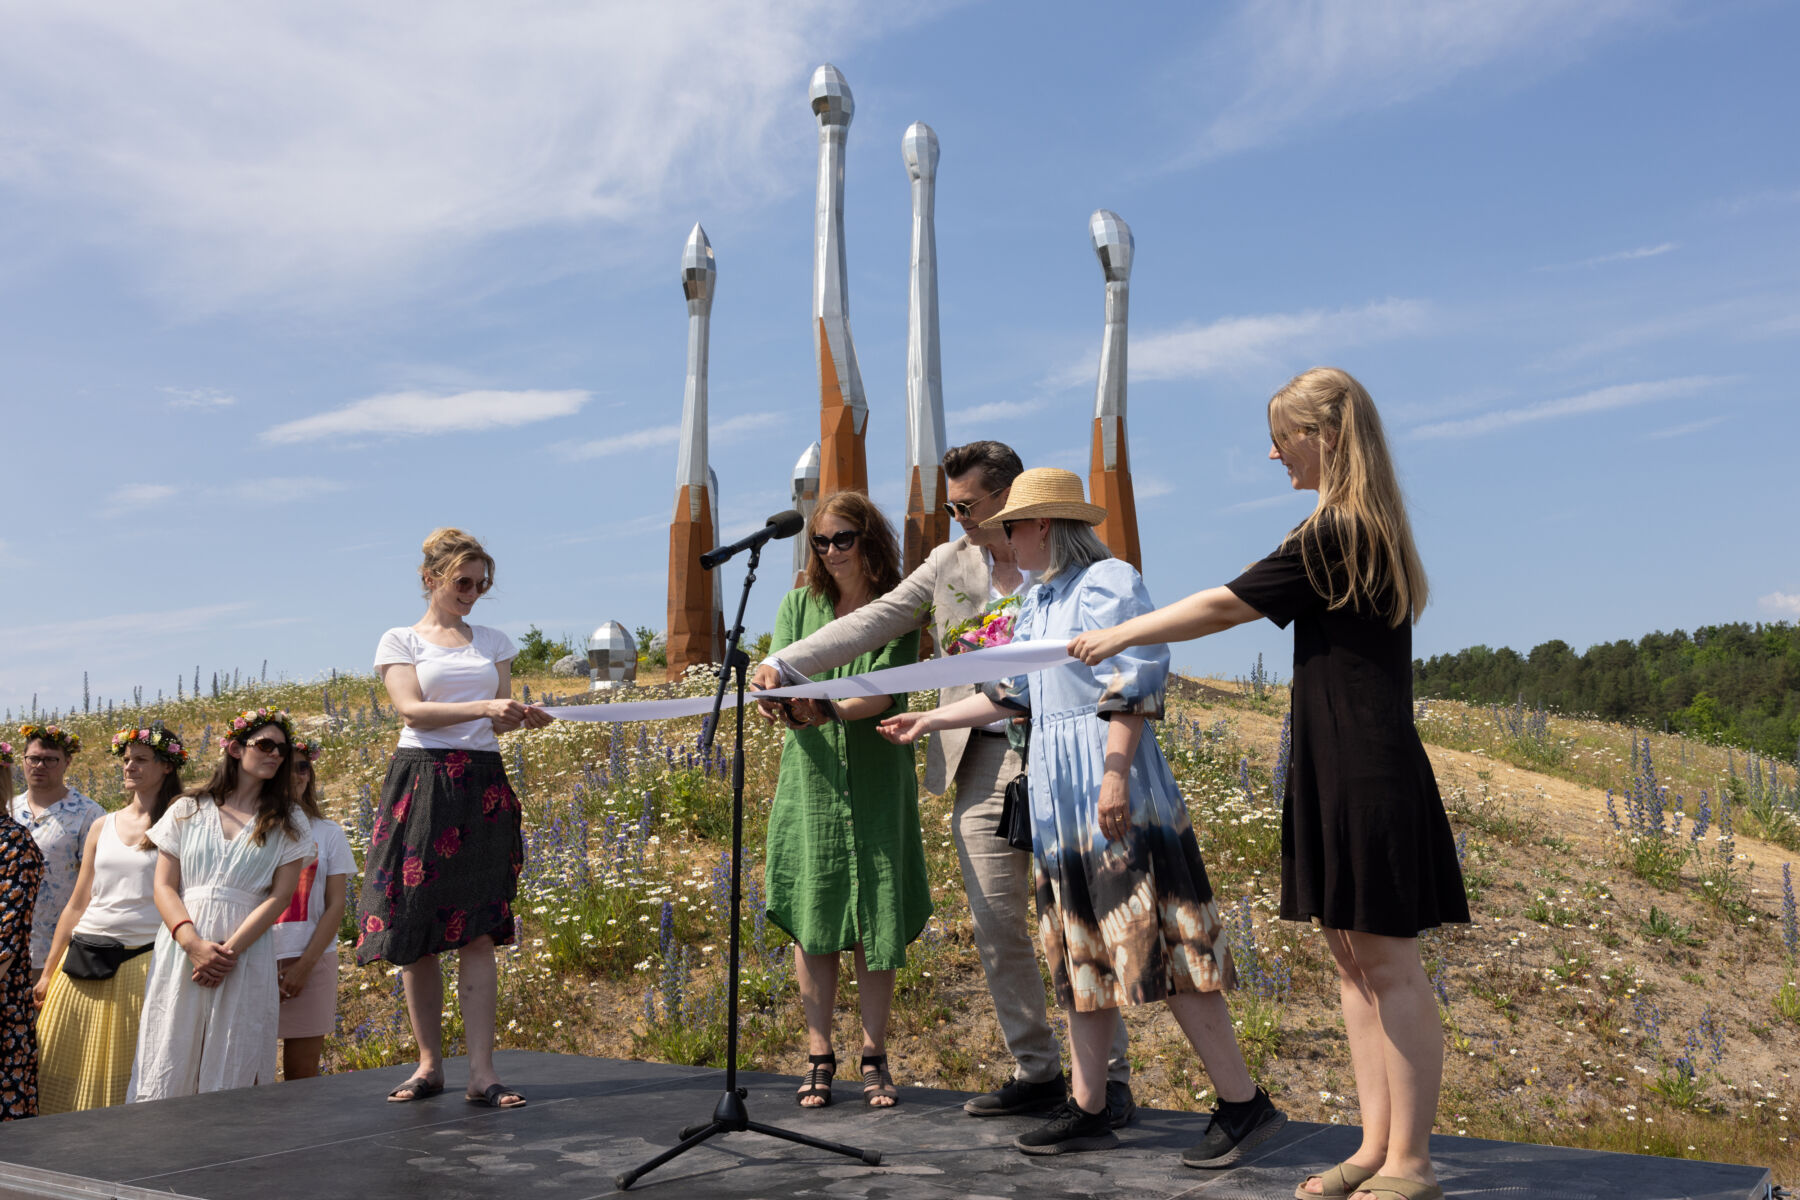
[386,1075,444,1102]
[797,1052,835,1108]
[860,1053,898,1108]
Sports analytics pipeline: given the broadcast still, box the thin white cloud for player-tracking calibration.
[1645,416,1726,440]
[0,602,252,646]
[1721,185,1800,217]
[0,3,915,310]
[1055,299,1428,389]
[1134,476,1176,501]
[1759,592,1800,618]
[948,398,1048,424]
[1177,0,1661,162]
[162,386,237,409]
[557,411,784,462]
[1410,376,1725,440]
[104,483,180,513]
[224,476,352,504]
[262,389,589,444]
[1535,242,1678,272]
[1225,493,1307,514]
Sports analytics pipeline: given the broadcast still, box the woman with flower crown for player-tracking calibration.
[34,724,187,1112]
[358,528,548,1110]
[1,739,46,1120]
[129,708,313,1100]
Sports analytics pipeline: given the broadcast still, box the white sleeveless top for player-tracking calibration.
[72,812,162,947]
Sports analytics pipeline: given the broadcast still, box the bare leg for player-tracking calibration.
[1164,990,1256,1104]
[1329,929,1441,1196]
[396,954,444,1093]
[794,946,840,1106]
[1065,1006,1119,1114]
[283,1036,325,1080]
[1303,929,1391,1192]
[851,944,898,1106]
[457,937,518,1104]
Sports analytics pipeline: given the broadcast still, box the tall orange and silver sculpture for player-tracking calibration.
[790,441,821,584]
[666,222,726,674]
[809,64,867,499]
[901,121,949,573]
[1088,209,1140,571]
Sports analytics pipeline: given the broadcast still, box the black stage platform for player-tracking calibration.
[0,1052,1772,1200]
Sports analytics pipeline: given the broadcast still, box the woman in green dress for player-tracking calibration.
[764,491,930,1110]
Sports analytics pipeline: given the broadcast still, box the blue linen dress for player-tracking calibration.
[992,558,1236,1013]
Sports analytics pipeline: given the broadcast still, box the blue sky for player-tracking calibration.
[2,0,1796,711]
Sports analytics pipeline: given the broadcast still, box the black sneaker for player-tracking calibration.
[1181,1088,1287,1169]
[1014,1098,1120,1156]
[964,1071,1067,1117]
[1105,1080,1137,1129]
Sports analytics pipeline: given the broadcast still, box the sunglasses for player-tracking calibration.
[1001,519,1022,539]
[809,530,861,554]
[449,574,492,594]
[942,485,1007,521]
[244,737,290,758]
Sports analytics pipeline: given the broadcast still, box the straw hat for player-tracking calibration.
[980,467,1107,528]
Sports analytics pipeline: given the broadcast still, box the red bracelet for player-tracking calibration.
[169,919,194,941]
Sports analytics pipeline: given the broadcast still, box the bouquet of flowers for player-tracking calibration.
[942,595,1021,656]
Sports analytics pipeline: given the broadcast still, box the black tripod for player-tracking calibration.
[616,541,878,1190]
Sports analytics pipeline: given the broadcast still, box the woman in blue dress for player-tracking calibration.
[881,469,1283,1165]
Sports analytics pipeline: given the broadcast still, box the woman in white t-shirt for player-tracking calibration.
[34,723,188,1113]
[272,738,353,1080]
[356,528,548,1110]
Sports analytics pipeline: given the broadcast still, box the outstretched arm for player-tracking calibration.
[1068,586,1262,665]
[878,691,1013,745]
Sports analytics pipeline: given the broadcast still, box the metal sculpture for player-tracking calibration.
[1088,209,1141,571]
[790,441,821,584]
[809,63,867,498]
[586,621,638,689]
[901,121,949,573]
[667,222,726,674]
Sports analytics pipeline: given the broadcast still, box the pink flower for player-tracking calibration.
[401,854,426,887]
[433,826,462,858]
[363,913,385,934]
[482,784,505,819]
[371,814,391,846]
[393,791,412,822]
[444,910,467,942]
[444,750,470,781]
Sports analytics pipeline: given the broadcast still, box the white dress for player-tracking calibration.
[129,797,313,1101]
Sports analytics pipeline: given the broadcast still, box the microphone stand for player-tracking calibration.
[616,540,878,1190]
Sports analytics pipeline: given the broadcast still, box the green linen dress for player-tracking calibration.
[763,586,931,970]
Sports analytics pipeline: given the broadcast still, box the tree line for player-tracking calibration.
[1412,621,1800,761]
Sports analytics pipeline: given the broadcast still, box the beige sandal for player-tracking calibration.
[1296,1162,1378,1199]
[1353,1176,1443,1200]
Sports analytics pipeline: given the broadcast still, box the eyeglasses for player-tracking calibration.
[244,738,290,758]
[22,755,61,767]
[809,530,861,554]
[943,485,1007,521]
[449,574,492,594]
[1001,520,1020,539]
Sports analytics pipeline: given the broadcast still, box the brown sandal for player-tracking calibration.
[796,1053,835,1108]
[1352,1176,1443,1200]
[1296,1162,1378,1199]
[860,1053,898,1108]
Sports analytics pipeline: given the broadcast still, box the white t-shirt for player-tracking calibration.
[269,819,357,961]
[374,625,518,751]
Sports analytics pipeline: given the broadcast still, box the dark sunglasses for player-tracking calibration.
[244,737,290,757]
[449,574,492,594]
[1001,519,1021,539]
[809,530,861,554]
[942,485,1006,521]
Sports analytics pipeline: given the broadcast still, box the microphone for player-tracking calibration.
[699,509,805,570]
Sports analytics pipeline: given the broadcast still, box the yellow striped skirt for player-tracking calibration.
[35,952,153,1115]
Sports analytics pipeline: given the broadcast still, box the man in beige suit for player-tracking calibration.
[752,440,1134,1126]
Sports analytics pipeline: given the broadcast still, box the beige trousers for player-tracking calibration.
[952,733,1130,1085]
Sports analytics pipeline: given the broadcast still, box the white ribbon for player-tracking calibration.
[542,639,1074,724]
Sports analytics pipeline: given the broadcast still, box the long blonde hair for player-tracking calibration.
[1268,367,1428,627]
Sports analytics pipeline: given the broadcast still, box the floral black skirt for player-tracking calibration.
[355,749,522,967]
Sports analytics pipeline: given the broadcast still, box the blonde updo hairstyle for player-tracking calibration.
[1268,367,1428,628]
[419,527,495,598]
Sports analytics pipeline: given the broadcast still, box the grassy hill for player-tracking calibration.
[11,667,1797,1181]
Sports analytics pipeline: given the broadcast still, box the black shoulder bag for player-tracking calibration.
[61,933,154,981]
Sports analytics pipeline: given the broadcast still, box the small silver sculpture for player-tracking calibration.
[587,621,638,690]
[791,440,821,582]
[902,121,949,573]
[810,63,867,497]
[667,222,725,673]
[1088,209,1140,570]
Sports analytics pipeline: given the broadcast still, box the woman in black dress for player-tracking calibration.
[1071,367,1465,1200]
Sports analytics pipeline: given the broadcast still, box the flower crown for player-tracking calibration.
[0,741,12,768]
[290,736,322,763]
[18,723,81,756]
[111,721,189,767]
[217,706,297,751]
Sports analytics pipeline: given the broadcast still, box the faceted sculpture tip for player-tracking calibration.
[681,222,715,302]
[1090,209,1134,282]
[809,63,854,124]
[901,122,939,179]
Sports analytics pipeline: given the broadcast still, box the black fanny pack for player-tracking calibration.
[61,933,154,981]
